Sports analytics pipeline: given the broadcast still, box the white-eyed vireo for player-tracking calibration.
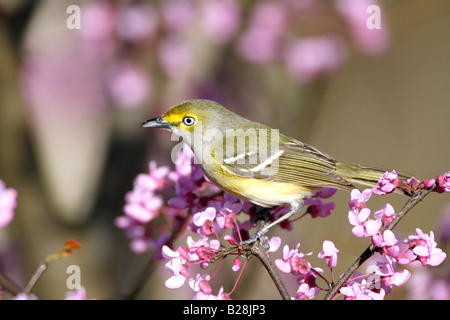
[142,99,406,244]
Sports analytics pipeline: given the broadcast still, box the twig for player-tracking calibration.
[251,242,291,300]
[22,239,82,296]
[324,185,435,300]
[248,220,291,300]
[23,263,48,295]
[0,273,22,296]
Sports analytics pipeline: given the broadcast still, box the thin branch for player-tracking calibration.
[6,239,83,297]
[247,219,291,300]
[23,263,48,294]
[250,242,290,300]
[0,273,22,296]
[324,185,436,300]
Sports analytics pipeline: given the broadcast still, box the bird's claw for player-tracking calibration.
[239,230,270,251]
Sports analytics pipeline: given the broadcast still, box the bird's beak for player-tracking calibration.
[141,116,171,129]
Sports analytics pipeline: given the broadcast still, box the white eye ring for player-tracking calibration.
[182,116,196,126]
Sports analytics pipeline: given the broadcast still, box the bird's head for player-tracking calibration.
[141,99,235,146]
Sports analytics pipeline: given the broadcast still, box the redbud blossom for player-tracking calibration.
[372,170,399,195]
[318,240,339,269]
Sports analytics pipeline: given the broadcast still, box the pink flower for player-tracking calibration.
[232,257,241,272]
[267,236,282,253]
[122,161,168,224]
[167,196,188,209]
[284,36,347,83]
[339,282,367,300]
[342,270,387,300]
[162,245,190,289]
[396,247,417,266]
[161,244,185,260]
[373,203,396,228]
[194,286,230,300]
[435,173,450,193]
[107,62,152,109]
[295,269,323,300]
[81,1,117,41]
[340,281,385,300]
[318,240,339,268]
[275,244,312,275]
[143,161,170,190]
[348,207,381,238]
[315,187,337,199]
[408,229,446,267]
[199,0,241,44]
[251,1,288,36]
[188,273,211,295]
[407,268,450,300]
[235,2,287,63]
[423,179,436,189]
[372,170,399,195]
[64,287,90,300]
[365,219,382,237]
[295,281,320,300]
[116,3,158,43]
[349,189,372,212]
[130,238,150,254]
[186,236,220,269]
[160,0,194,34]
[335,0,390,55]
[123,194,162,223]
[407,177,420,190]
[193,207,218,237]
[276,244,299,274]
[193,207,217,227]
[369,255,411,289]
[215,200,243,229]
[305,198,335,218]
[158,37,193,79]
[224,234,236,245]
[235,28,281,64]
[0,180,17,228]
[165,258,189,289]
[371,230,399,258]
[388,269,411,287]
[304,187,337,219]
[13,293,38,300]
[169,147,195,180]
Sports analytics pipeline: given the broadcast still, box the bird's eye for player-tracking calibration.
[182,116,196,126]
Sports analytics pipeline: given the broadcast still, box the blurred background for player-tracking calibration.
[0,0,449,299]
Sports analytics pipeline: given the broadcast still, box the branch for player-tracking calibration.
[23,263,48,295]
[25,239,83,295]
[247,219,291,300]
[324,184,436,300]
[250,241,291,300]
[0,273,22,296]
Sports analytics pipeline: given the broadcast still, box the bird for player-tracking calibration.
[141,99,407,244]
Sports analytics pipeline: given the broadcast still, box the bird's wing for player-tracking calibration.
[221,137,354,190]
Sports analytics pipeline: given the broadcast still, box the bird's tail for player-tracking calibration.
[335,162,411,194]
